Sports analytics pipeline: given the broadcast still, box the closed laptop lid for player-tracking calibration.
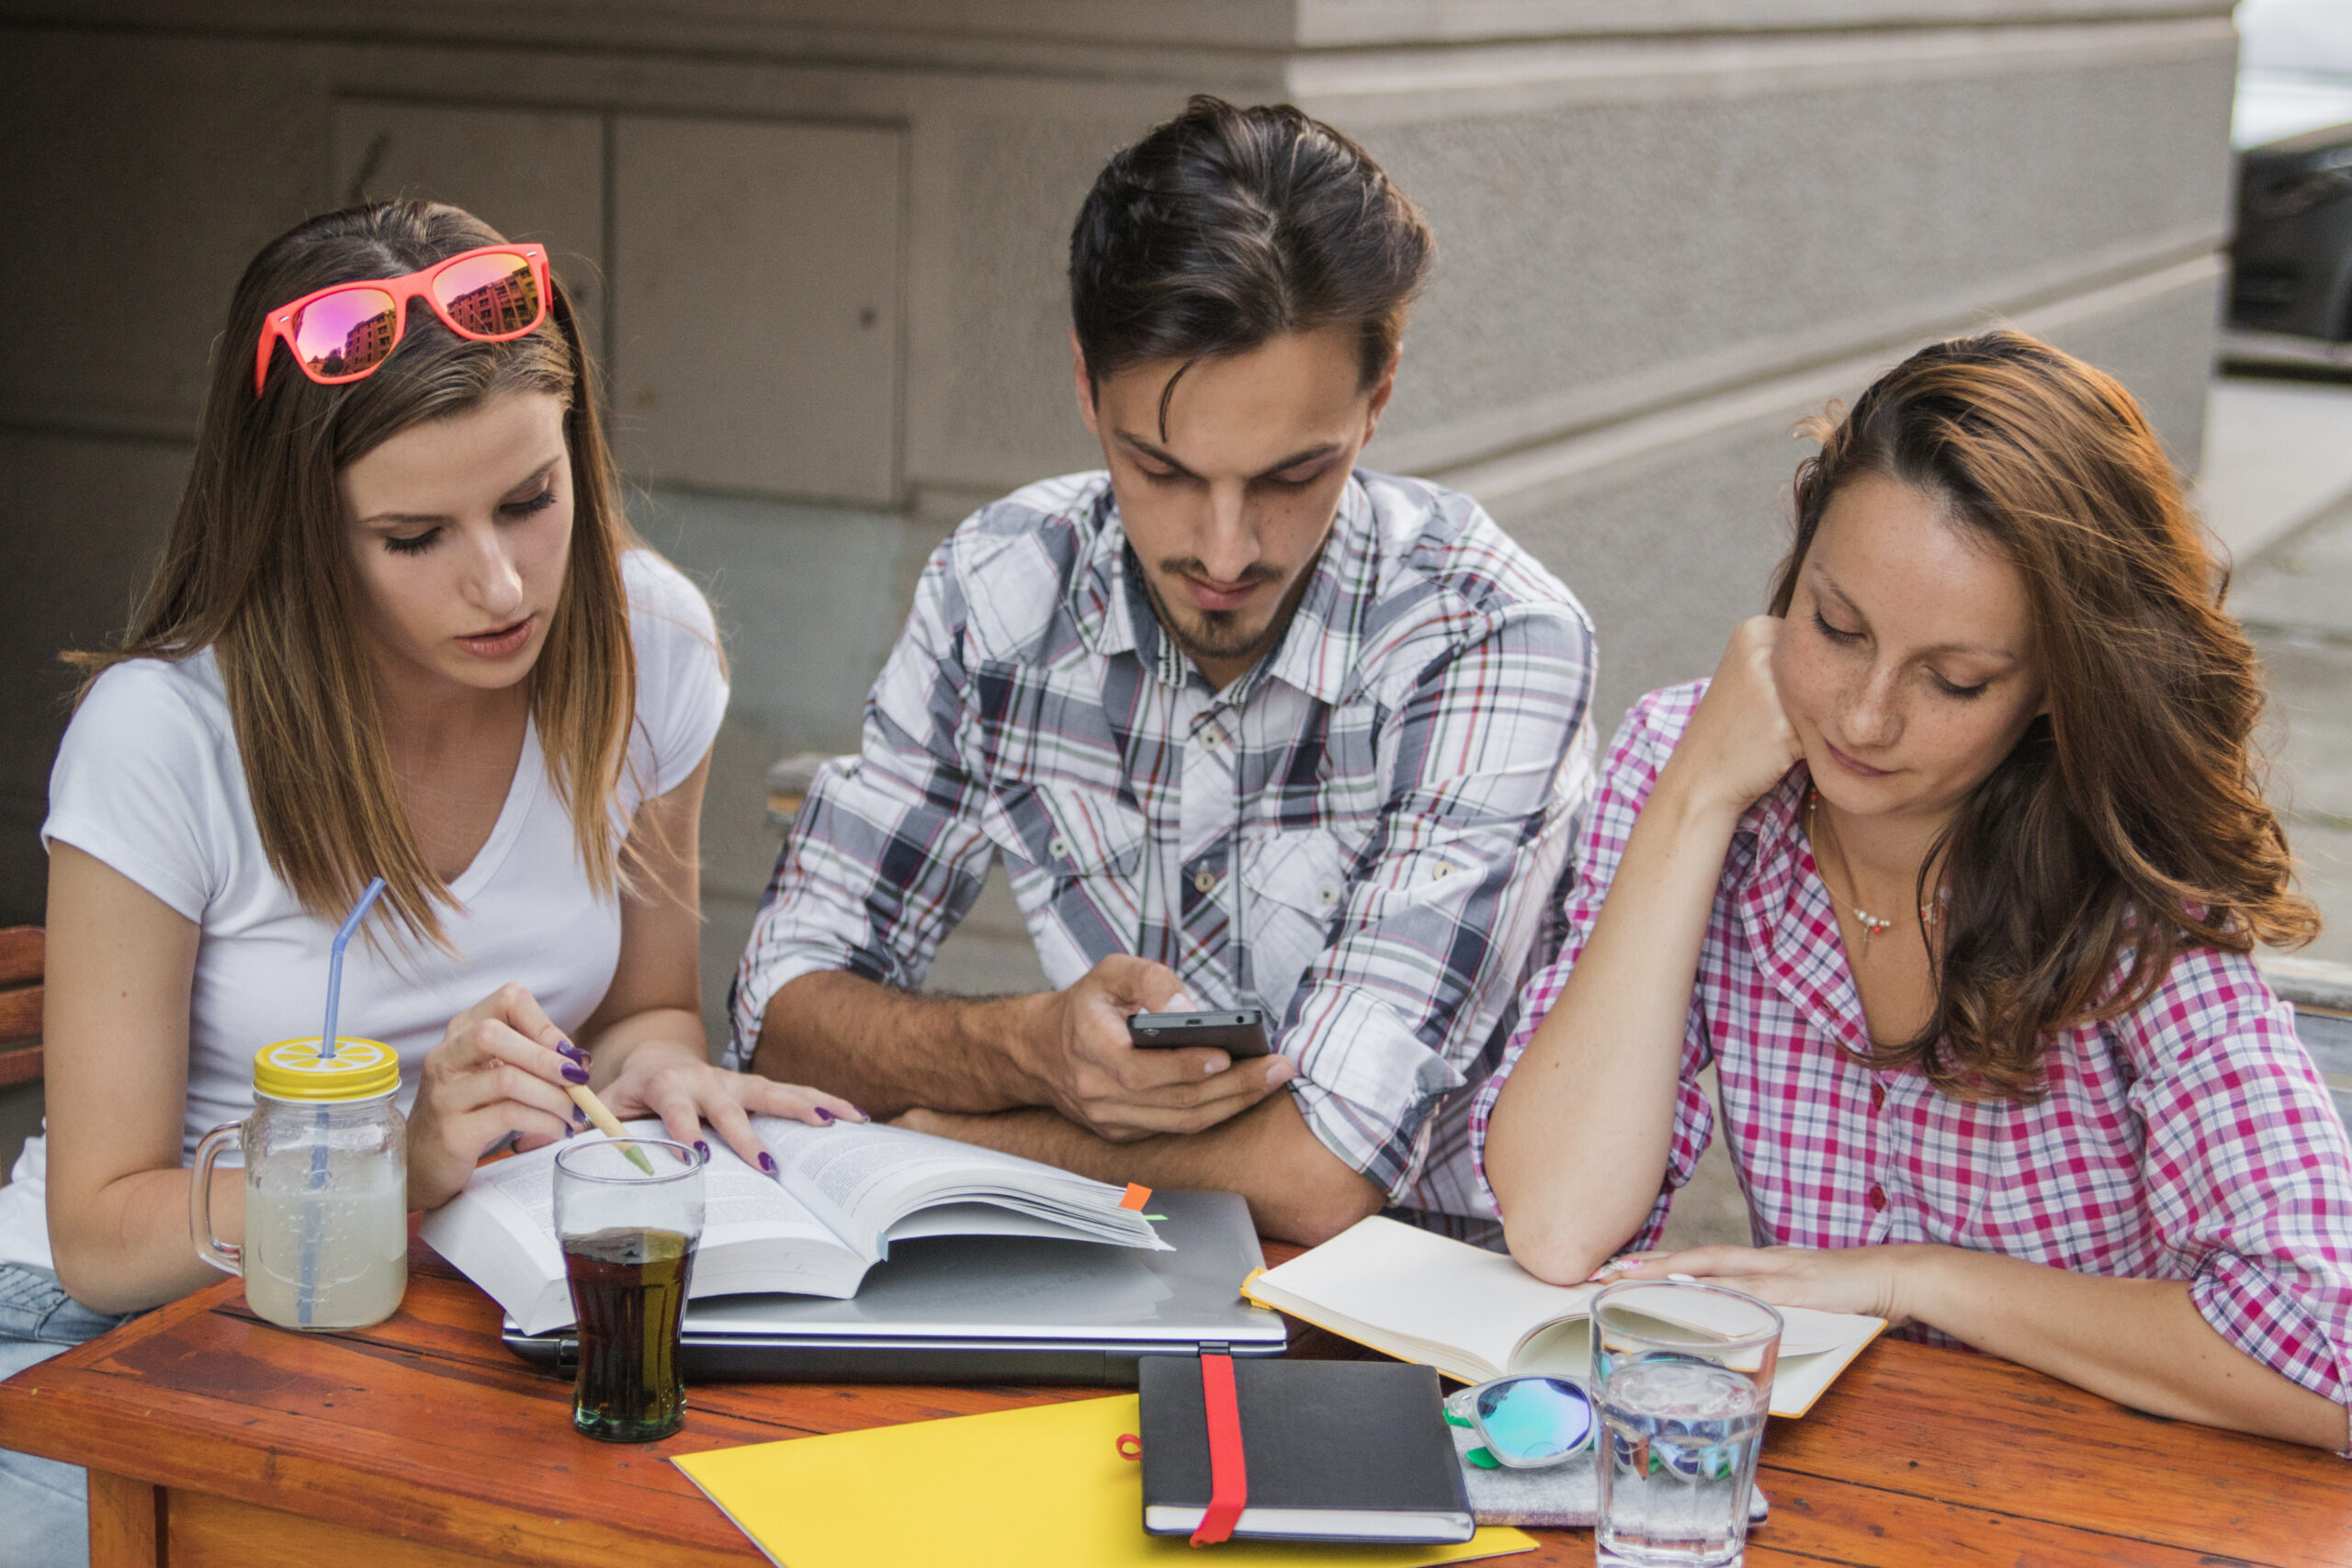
[506,1187,1284,1350]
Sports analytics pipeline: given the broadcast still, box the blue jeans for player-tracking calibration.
[0,1264,136,1568]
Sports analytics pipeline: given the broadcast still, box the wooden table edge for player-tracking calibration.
[8,1254,2349,1568]
[0,1274,767,1567]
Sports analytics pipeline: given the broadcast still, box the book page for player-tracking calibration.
[419,1150,573,1331]
[695,1141,852,1250]
[422,1124,865,1332]
[452,1141,570,1277]
[559,1118,849,1252]
[1250,1217,1599,1381]
[883,1202,1112,1244]
[1251,1218,1883,1419]
[753,1118,1159,1258]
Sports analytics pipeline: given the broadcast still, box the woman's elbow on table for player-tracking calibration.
[1493,1174,1652,1286]
[1499,1212,1613,1287]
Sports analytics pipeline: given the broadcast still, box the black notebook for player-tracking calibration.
[1137,1355,1475,1543]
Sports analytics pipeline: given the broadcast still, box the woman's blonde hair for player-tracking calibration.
[71,201,639,947]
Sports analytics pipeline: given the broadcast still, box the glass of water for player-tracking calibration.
[1591,1280,1781,1567]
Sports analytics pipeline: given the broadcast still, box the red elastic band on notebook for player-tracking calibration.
[1191,1352,1247,1547]
[1121,1182,1152,1212]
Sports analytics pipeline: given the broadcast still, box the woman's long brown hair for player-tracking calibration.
[1771,331,2317,1100]
[70,201,639,948]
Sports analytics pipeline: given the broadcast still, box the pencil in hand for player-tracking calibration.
[565,1082,658,1175]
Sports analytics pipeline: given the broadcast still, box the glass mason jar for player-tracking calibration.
[192,1037,409,1331]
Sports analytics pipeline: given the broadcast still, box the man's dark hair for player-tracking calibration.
[1069,96,1432,430]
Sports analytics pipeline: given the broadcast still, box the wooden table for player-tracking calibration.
[3,1235,2346,1568]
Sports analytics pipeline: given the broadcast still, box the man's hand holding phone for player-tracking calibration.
[1128,1008,1272,1058]
[1018,954,1294,1142]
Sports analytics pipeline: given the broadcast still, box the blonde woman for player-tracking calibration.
[0,202,854,1561]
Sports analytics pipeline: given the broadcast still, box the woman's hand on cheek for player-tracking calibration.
[595,1038,865,1176]
[1589,1243,1929,1328]
[406,983,591,1211]
[1666,617,1805,818]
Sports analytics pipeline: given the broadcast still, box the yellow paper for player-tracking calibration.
[673,1393,1536,1568]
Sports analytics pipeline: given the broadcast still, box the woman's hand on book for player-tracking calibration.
[597,1037,865,1174]
[1593,1242,1929,1328]
[406,985,866,1208]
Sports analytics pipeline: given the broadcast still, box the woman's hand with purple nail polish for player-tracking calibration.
[406,982,591,1210]
[586,1037,863,1176]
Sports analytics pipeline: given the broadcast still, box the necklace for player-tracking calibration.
[1805,788,1939,955]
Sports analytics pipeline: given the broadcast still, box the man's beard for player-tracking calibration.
[1142,559,1287,669]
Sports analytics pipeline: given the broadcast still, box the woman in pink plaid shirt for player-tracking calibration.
[1477,331,2352,1450]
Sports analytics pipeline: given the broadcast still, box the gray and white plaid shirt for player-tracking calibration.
[730,469,1595,1225]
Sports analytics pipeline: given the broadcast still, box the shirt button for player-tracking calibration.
[1431,863,1452,880]
[1048,836,1070,860]
[1868,1185,1887,1213]
[1317,886,1338,908]
[1200,729,1221,750]
[1870,1082,1886,1110]
[1193,870,1217,893]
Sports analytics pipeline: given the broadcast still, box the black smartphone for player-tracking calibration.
[1125,1008,1272,1059]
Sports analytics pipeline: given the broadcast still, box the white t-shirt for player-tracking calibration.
[0,550,728,1271]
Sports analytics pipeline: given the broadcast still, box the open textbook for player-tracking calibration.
[1243,1217,1883,1418]
[423,1116,1170,1335]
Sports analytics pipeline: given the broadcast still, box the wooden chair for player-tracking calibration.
[0,926,40,1089]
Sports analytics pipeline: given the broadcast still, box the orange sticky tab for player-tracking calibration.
[1120,1182,1152,1212]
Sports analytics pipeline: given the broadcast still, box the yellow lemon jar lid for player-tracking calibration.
[252,1038,400,1102]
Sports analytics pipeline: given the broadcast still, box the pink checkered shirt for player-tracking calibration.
[1471,681,2352,1423]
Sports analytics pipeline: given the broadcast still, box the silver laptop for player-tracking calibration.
[501,1187,1286,1383]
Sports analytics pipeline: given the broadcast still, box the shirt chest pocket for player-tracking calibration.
[978,781,1146,882]
[1242,827,1351,1018]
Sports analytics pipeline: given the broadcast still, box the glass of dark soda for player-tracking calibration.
[551,1137,706,1442]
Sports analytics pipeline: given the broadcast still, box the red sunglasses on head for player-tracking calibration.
[253,243,551,396]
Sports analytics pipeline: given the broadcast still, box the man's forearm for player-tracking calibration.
[753,971,1048,1118]
[902,1092,1384,1247]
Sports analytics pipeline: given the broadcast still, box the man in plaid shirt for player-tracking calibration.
[730,98,1595,1244]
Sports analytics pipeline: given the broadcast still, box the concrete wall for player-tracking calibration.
[0,4,2236,1040]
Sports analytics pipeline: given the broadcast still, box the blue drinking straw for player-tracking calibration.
[319,876,386,1062]
[299,876,386,1325]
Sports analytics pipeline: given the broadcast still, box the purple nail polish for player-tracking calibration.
[814,1107,835,1123]
[694,1139,711,1160]
[571,1104,587,1125]
[852,1106,869,1121]
[558,1040,588,1064]
[759,1152,778,1175]
[561,1064,591,1085]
